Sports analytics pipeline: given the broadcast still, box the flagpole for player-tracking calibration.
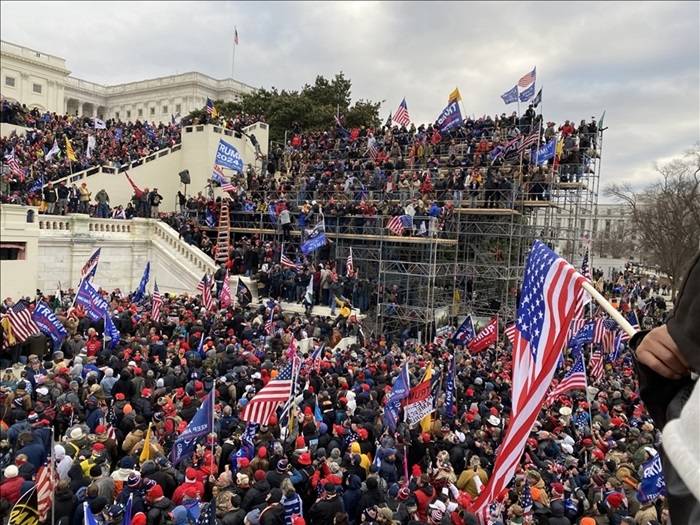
[231,35,237,79]
[51,426,55,525]
[581,281,635,337]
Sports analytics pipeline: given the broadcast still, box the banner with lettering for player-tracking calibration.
[436,101,463,132]
[215,139,244,173]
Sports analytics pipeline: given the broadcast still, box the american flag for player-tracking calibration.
[151,281,163,320]
[8,300,40,343]
[346,247,354,277]
[518,67,536,88]
[302,344,325,377]
[4,149,25,180]
[81,248,101,280]
[504,323,516,345]
[197,275,214,310]
[517,131,539,155]
[219,272,232,308]
[546,348,587,403]
[241,357,300,425]
[206,98,215,116]
[387,215,412,236]
[367,135,379,161]
[196,501,216,525]
[281,253,301,271]
[36,463,55,521]
[103,402,118,441]
[519,485,533,513]
[265,309,275,335]
[472,241,584,517]
[393,98,411,127]
[589,346,604,383]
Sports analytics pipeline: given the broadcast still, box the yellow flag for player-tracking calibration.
[139,423,152,463]
[212,106,219,119]
[64,137,77,162]
[448,87,462,104]
[555,139,564,158]
[419,363,434,432]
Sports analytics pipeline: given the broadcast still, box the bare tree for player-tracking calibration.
[607,145,700,298]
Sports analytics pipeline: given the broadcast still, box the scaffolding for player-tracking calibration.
[195,123,604,341]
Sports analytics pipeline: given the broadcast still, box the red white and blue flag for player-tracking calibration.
[81,248,101,281]
[241,357,300,425]
[472,240,585,519]
[387,215,413,236]
[151,281,163,321]
[589,346,604,383]
[346,247,354,277]
[546,348,588,403]
[393,98,411,127]
[468,317,498,353]
[518,67,536,88]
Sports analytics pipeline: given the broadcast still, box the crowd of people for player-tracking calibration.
[0,254,695,525]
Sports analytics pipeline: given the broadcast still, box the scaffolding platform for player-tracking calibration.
[455,208,522,216]
[261,299,365,320]
[553,182,588,190]
[224,227,458,246]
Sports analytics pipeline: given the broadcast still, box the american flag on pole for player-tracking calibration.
[573,250,592,318]
[265,309,275,335]
[367,135,379,161]
[346,247,354,277]
[619,311,639,342]
[280,245,302,271]
[219,272,232,308]
[517,131,539,155]
[8,300,40,343]
[518,67,536,88]
[36,463,55,522]
[241,358,300,425]
[589,346,604,383]
[504,323,516,345]
[197,275,214,310]
[81,248,101,281]
[546,348,587,403]
[151,281,163,320]
[393,98,411,127]
[387,215,412,236]
[4,149,25,181]
[472,240,584,519]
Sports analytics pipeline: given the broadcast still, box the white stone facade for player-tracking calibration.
[1,40,255,121]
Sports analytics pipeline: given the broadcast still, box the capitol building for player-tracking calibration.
[0,40,255,121]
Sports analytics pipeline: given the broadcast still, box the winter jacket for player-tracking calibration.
[259,502,285,525]
[147,497,175,525]
[0,476,24,506]
[242,479,271,511]
[52,485,77,525]
[308,494,345,525]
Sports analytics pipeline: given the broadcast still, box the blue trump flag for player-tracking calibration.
[205,209,217,228]
[74,279,109,321]
[444,353,457,419]
[132,261,150,302]
[383,363,411,432]
[451,315,476,345]
[171,388,215,465]
[215,139,244,173]
[32,300,68,351]
[568,320,594,350]
[122,494,133,525]
[104,313,120,349]
[84,502,99,525]
[501,85,518,104]
[29,175,44,194]
[535,139,556,165]
[436,101,463,132]
[519,83,535,103]
[301,232,328,255]
[638,453,666,503]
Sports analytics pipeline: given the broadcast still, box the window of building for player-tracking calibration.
[0,242,27,260]
[175,103,181,113]
[150,107,155,116]
[138,109,143,117]
[32,83,42,94]
[115,111,120,119]
[126,110,131,119]
[5,76,15,87]
[162,105,168,114]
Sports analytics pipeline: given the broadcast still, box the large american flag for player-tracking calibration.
[280,246,302,271]
[81,248,101,280]
[472,240,584,518]
[367,135,379,161]
[504,323,516,345]
[4,149,25,180]
[8,300,40,343]
[197,275,214,310]
[151,281,163,320]
[518,67,536,88]
[387,215,412,236]
[589,346,604,383]
[36,463,55,521]
[346,247,354,277]
[546,348,587,403]
[241,358,300,425]
[393,98,411,127]
[206,98,215,116]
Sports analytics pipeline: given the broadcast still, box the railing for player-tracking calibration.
[38,216,132,234]
[152,220,216,275]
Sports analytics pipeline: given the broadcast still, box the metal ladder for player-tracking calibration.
[215,202,230,263]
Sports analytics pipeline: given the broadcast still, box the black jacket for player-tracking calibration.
[259,503,285,525]
[308,494,345,525]
[242,479,271,511]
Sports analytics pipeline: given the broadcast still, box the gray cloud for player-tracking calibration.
[2,1,698,191]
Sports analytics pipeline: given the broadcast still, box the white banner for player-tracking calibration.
[404,396,434,426]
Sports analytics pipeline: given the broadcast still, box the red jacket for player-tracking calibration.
[414,486,435,522]
[172,479,205,505]
[0,476,24,505]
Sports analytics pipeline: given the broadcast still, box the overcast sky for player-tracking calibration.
[2,1,698,189]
